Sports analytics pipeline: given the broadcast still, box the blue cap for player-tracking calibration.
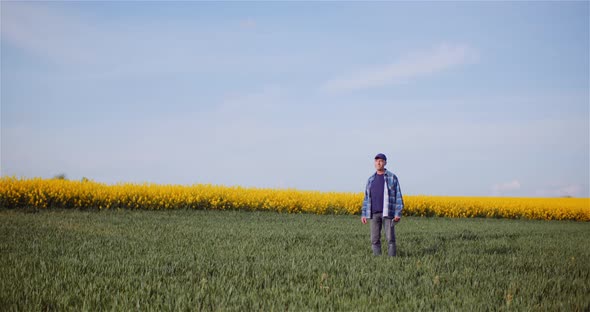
[374,153,387,161]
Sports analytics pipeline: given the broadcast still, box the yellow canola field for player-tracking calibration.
[0,177,588,221]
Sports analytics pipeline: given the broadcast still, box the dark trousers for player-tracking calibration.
[370,213,397,256]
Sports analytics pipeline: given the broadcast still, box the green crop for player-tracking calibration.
[1,209,588,311]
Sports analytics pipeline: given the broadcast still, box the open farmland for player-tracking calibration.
[1,209,588,311]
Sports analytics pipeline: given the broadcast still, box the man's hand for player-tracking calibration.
[393,216,400,222]
[361,217,367,224]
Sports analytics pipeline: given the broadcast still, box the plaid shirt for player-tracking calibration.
[361,170,404,218]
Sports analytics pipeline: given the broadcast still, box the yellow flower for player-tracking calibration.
[0,177,588,221]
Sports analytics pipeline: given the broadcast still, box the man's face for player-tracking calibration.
[374,158,386,171]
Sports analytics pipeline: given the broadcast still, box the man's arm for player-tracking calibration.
[361,181,369,224]
[394,178,404,221]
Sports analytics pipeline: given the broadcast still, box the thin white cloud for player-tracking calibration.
[1,2,95,64]
[322,43,479,92]
[240,18,257,29]
[492,180,521,196]
[0,3,292,78]
[1,2,197,69]
[535,184,584,198]
[216,86,285,115]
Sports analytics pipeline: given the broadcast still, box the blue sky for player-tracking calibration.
[1,1,588,197]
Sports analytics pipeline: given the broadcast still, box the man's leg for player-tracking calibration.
[370,214,383,255]
[384,218,397,257]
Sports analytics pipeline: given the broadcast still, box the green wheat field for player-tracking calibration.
[1,209,588,311]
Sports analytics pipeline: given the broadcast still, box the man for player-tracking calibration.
[361,153,404,256]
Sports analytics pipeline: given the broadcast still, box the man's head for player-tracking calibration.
[374,153,387,172]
